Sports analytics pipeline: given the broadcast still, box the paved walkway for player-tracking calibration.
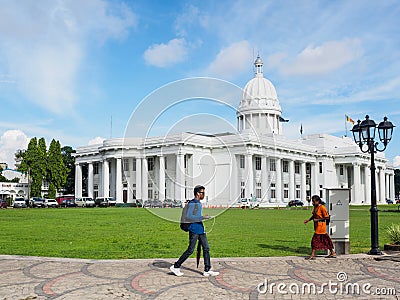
[0,253,399,299]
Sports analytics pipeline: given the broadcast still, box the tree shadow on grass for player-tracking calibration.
[256,243,309,256]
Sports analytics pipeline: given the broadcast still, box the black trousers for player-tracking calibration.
[174,231,211,271]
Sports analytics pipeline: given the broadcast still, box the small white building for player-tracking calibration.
[0,169,29,200]
[74,56,395,206]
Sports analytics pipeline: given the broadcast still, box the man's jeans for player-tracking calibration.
[174,231,211,271]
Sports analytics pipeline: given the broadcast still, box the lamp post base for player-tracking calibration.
[367,248,382,255]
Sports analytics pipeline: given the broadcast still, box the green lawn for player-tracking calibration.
[0,205,398,259]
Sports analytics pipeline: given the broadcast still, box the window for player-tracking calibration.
[240,181,245,198]
[283,183,289,199]
[148,182,153,199]
[133,159,136,171]
[256,182,261,198]
[184,155,187,169]
[148,157,154,171]
[240,155,245,169]
[94,163,99,175]
[123,159,129,172]
[319,162,323,173]
[283,161,288,173]
[271,189,276,198]
[295,162,300,174]
[94,184,98,190]
[339,164,344,176]
[255,157,261,170]
[319,184,323,198]
[270,159,276,171]
[164,156,167,169]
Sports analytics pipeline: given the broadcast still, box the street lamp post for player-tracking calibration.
[351,115,395,255]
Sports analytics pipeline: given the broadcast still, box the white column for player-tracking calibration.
[379,168,385,203]
[353,163,361,204]
[364,165,371,204]
[390,173,395,200]
[135,157,142,200]
[116,158,122,203]
[175,153,184,201]
[261,156,267,202]
[375,168,380,203]
[385,173,390,200]
[311,163,318,196]
[289,160,295,201]
[245,153,253,199]
[142,157,148,201]
[158,155,165,200]
[103,159,109,197]
[127,158,133,203]
[88,162,94,199]
[75,164,82,198]
[276,158,282,203]
[230,155,238,205]
[301,162,307,201]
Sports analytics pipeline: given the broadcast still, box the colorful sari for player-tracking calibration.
[311,204,333,250]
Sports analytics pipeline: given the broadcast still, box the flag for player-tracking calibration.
[300,124,303,135]
[346,115,355,124]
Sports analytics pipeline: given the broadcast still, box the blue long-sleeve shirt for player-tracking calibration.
[186,199,205,234]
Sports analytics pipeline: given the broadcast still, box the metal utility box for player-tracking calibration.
[325,188,350,255]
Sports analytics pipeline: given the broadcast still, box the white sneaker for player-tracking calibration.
[203,270,219,277]
[170,265,184,276]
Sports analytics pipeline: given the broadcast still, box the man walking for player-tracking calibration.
[170,185,219,277]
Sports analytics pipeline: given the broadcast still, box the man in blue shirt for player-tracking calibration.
[170,185,219,277]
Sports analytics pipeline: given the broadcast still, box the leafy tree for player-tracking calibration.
[47,140,67,198]
[18,137,47,197]
[61,146,76,194]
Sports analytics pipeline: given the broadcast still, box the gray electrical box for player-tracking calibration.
[325,188,350,255]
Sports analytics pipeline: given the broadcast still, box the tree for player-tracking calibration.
[18,137,47,197]
[47,140,68,198]
[61,146,76,194]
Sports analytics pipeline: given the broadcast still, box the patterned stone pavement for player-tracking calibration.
[0,253,399,300]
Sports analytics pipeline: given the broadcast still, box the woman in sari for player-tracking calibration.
[304,195,337,259]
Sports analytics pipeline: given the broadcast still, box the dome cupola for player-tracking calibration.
[237,55,283,135]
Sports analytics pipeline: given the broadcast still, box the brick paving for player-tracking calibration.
[0,253,399,299]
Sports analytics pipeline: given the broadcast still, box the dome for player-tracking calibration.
[242,76,278,102]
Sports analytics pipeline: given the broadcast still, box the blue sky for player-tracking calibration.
[1,0,400,168]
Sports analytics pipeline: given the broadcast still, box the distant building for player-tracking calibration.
[74,56,395,206]
[0,169,28,200]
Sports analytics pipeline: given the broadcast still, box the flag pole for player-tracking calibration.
[345,115,348,137]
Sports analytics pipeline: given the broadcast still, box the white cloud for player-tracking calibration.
[0,130,29,169]
[204,41,253,79]
[88,137,105,145]
[143,38,189,68]
[277,38,364,76]
[0,1,136,114]
[393,156,400,168]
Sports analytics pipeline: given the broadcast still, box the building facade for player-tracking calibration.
[74,57,395,206]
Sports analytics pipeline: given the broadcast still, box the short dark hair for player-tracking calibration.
[311,195,321,203]
[194,185,205,196]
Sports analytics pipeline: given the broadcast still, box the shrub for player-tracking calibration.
[386,224,400,245]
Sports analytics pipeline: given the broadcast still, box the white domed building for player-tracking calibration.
[74,56,395,206]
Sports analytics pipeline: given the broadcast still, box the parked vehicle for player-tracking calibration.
[107,197,116,206]
[45,199,59,208]
[75,197,95,207]
[94,197,109,207]
[56,195,75,206]
[239,198,259,209]
[288,200,304,207]
[13,197,27,208]
[0,199,7,208]
[163,199,181,208]
[29,197,45,208]
[60,199,77,207]
[386,198,394,204]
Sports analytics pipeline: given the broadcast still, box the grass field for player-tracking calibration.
[0,205,399,259]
